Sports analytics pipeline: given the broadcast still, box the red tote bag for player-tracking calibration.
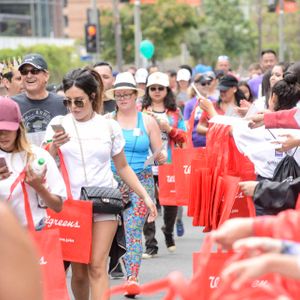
[9,174,70,300]
[32,229,70,300]
[173,101,206,205]
[173,147,206,205]
[158,163,177,206]
[211,250,292,300]
[229,190,256,220]
[187,159,202,217]
[44,199,92,263]
[44,148,93,264]
[191,235,233,300]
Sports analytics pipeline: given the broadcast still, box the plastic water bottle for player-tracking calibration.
[31,158,48,208]
[31,158,46,175]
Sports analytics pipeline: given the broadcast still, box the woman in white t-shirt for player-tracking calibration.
[233,74,300,216]
[0,97,65,228]
[44,67,157,300]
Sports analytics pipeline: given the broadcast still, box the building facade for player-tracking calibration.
[0,0,64,37]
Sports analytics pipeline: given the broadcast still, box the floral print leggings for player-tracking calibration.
[115,169,154,278]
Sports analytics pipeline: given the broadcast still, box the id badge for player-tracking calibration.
[133,128,142,136]
[275,150,284,158]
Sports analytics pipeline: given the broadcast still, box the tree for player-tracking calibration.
[185,0,257,69]
[258,2,300,62]
[100,0,198,64]
[0,45,83,84]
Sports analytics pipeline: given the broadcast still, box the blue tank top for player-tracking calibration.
[112,112,151,174]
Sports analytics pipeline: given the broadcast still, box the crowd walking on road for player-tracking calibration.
[1,50,300,299]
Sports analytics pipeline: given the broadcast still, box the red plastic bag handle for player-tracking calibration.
[44,143,73,200]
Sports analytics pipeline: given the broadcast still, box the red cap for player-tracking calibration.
[0,97,22,131]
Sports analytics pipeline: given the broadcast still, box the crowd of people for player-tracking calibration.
[1,50,300,299]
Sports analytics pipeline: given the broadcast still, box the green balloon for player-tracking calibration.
[140,40,155,59]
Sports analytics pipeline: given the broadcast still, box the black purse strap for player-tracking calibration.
[292,146,298,157]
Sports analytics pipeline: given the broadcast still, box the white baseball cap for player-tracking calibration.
[146,72,169,87]
[176,68,191,82]
[135,68,148,84]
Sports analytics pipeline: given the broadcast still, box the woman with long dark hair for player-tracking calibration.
[141,71,186,258]
[233,73,300,216]
[44,67,157,300]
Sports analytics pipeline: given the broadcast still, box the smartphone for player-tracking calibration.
[0,157,8,169]
[51,124,65,133]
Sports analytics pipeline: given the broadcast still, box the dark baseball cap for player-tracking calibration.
[195,74,212,84]
[18,53,48,71]
[218,74,238,91]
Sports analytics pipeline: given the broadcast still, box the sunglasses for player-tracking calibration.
[63,98,85,108]
[201,81,211,86]
[20,68,42,76]
[149,86,165,92]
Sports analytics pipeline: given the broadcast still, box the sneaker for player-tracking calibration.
[142,248,158,259]
[176,220,184,237]
[167,245,176,253]
[162,226,176,252]
[110,263,125,279]
[124,276,140,298]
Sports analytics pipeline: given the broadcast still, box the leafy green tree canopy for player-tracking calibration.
[0,44,82,84]
[185,0,256,68]
[100,0,198,64]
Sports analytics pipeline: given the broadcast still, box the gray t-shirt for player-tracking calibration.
[13,92,67,146]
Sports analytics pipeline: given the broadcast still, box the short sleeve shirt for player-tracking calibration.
[44,113,125,199]
[12,92,67,146]
[0,145,66,227]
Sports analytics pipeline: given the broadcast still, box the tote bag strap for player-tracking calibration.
[7,170,35,231]
[44,142,74,200]
[56,148,74,200]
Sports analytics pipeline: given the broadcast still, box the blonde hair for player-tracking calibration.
[14,122,34,163]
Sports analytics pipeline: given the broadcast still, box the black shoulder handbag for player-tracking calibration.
[73,117,130,214]
[272,147,300,182]
[80,186,124,214]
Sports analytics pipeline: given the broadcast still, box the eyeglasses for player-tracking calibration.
[114,93,134,101]
[149,86,165,92]
[63,98,85,108]
[20,68,42,76]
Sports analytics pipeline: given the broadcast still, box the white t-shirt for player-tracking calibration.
[44,113,125,199]
[232,122,300,178]
[0,145,66,227]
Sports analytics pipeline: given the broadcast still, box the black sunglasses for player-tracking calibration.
[150,86,165,92]
[63,98,85,108]
[20,68,42,76]
[201,81,211,86]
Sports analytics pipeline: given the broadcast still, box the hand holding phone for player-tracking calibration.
[51,124,65,133]
[0,157,7,169]
[0,157,11,180]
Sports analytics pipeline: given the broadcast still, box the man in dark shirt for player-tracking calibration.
[12,53,67,145]
[93,61,116,114]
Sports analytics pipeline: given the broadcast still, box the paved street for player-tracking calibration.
[67,207,205,299]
